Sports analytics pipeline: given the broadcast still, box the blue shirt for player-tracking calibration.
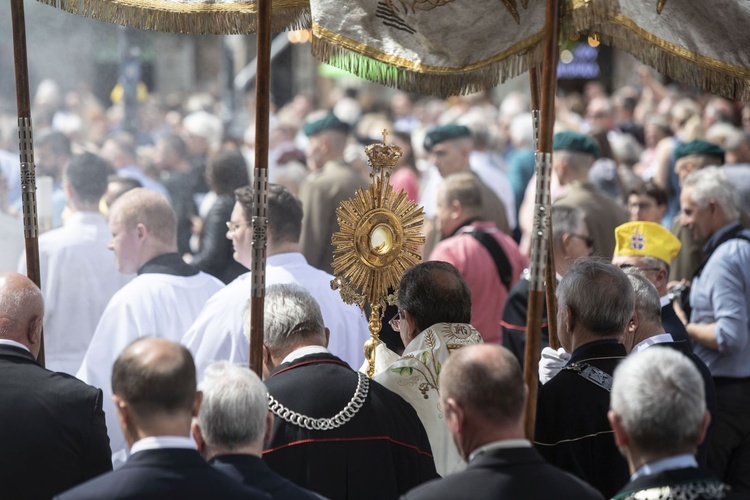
[690,222,750,377]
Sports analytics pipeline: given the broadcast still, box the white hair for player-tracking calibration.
[683,167,739,220]
[258,283,325,354]
[624,268,662,324]
[183,111,224,149]
[557,259,634,337]
[509,113,534,148]
[196,361,268,450]
[611,347,705,455]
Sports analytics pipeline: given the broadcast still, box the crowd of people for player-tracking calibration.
[0,70,749,499]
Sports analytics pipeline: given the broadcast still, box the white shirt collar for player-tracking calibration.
[267,252,307,267]
[129,436,197,456]
[281,345,330,365]
[0,339,31,353]
[468,439,531,462]
[659,295,671,308]
[631,454,698,481]
[632,333,675,353]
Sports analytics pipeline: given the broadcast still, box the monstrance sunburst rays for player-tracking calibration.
[331,131,425,377]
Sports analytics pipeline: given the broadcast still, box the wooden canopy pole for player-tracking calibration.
[10,0,45,367]
[523,0,561,440]
[249,0,273,377]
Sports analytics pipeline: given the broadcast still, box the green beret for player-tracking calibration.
[423,124,471,152]
[303,113,350,137]
[553,131,601,158]
[674,140,725,163]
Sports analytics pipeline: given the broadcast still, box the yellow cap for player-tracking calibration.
[614,221,681,265]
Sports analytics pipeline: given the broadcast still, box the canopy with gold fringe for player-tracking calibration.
[36,0,310,34]
[566,0,750,102]
[310,1,546,97]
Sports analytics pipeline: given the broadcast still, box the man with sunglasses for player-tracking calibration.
[372,261,483,477]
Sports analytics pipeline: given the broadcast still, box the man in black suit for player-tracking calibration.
[0,272,112,500]
[620,269,717,467]
[609,347,740,499]
[403,344,603,500]
[57,338,266,499]
[192,360,319,499]
[260,283,438,499]
[534,259,632,498]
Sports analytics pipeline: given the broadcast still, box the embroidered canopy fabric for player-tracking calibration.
[36,0,750,99]
[566,0,750,101]
[310,1,546,97]
[36,0,310,34]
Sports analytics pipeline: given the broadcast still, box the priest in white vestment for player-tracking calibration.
[18,153,131,375]
[371,261,483,477]
[182,184,369,380]
[77,189,223,466]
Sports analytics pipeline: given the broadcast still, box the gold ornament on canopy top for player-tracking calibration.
[331,130,425,377]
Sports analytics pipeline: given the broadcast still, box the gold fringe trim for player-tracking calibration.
[562,0,620,38]
[562,1,749,100]
[311,23,543,97]
[36,0,311,35]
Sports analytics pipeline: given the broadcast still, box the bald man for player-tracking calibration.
[77,189,223,467]
[403,345,602,500]
[58,339,265,499]
[0,273,111,499]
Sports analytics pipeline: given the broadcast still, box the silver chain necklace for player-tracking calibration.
[267,371,369,431]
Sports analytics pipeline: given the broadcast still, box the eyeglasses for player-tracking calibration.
[389,311,404,332]
[226,220,251,233]
[628,201,656,211]
[569,233,594,248]
[618,264,663,273]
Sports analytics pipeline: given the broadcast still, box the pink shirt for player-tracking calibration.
[429,221,527,344]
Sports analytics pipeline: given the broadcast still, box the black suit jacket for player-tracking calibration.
[0,344,112,500]
[210,454,321,499]
[56,448,269,499]
[661,300,690,343]
[534,340,630,498]
[403,446,604,500]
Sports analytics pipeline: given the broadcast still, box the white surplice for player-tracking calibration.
[18,212,132,375]
[182,252,370,381]
[77,270,223,467]
[373,322,484,477]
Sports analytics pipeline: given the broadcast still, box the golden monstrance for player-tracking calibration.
[331,130,425,377]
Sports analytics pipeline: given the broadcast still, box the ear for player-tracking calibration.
[26,315,43,348]
[629,309,640,335]
[564,305,575,335]
[696,410,712,446]
[449,199,463,220]
[135,222,148,241]
[560,232,572,253]
[191,420,206,453]
[442,397,464,435]
[262,344,275,378]
[191,391,203,418]
[262,412,274,447]
[323,327,330,348]
[608,410,629,449]
[113,394,130,435]
[403,310,420,343]
[708,199,718,216]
